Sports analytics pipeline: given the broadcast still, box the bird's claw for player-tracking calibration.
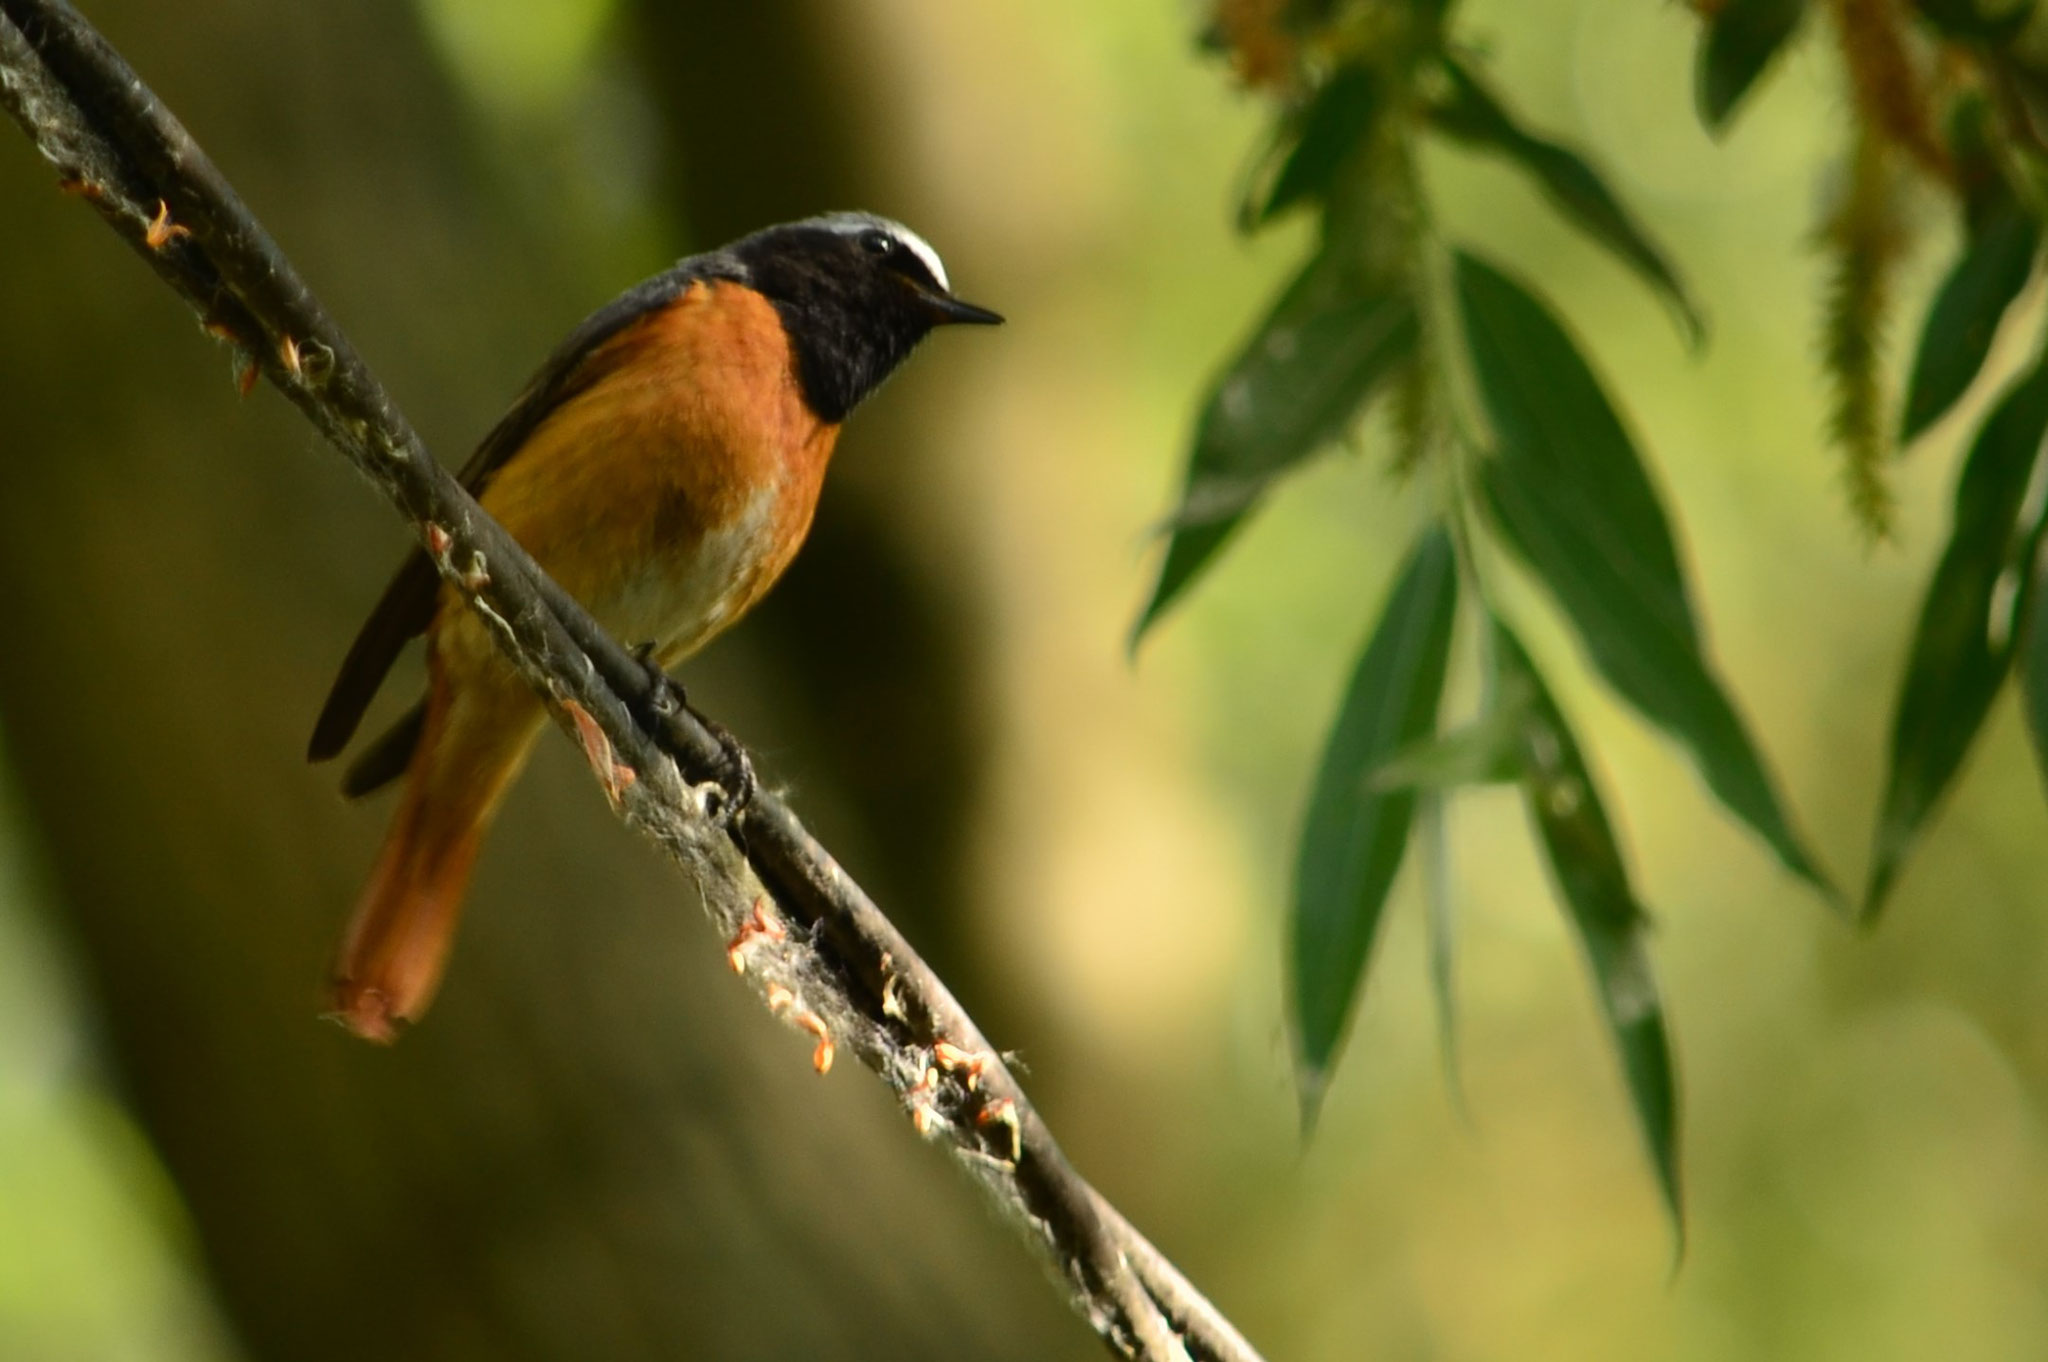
[630,642,755,827]
[701,715,757,828]
[631,641,681,717]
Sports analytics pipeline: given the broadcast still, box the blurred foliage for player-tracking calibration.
[0,751,239,1362]
[1139,0,2048,1235]
[417,0,618,114]
[13,1,2048,1359]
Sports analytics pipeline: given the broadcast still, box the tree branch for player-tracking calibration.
[0,4,1266,1360]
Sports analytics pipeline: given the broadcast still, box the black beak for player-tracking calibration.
[924,291,1005,326]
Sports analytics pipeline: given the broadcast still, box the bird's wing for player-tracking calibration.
[307,258,732,767]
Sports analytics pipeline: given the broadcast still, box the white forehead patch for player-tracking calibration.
[883,223,950,292]
[813,211,951,292]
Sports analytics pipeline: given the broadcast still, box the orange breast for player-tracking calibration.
[457,279,842,659]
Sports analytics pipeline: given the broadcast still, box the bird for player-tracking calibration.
[307,212,1003,1043]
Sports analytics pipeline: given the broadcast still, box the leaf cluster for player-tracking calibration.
[1147,0,2048,1241]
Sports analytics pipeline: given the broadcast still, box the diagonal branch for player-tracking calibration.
[0,3,1266,1360]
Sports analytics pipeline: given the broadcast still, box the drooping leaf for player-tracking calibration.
[1132,249,1419,644]
[1868,354,2048,914]
[1696,0,1807,132]
[2021,547,2048,802]
[1426,55,1703,345]
[1135,516,1246,650]
[1233,124,1299,234]
[1949,91,2008,228]
[1259,64,1380,224]
[1900,197,2040,443]
[1493,619,1683,1234]
[1293,527,1459,1121]
[1455,249,1835,900]
[1370,675,1534,791]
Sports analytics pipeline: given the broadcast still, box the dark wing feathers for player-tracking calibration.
[452,266,711,491]
[306,551,442,763]
[339,698,428,796]
[307,257,730,782]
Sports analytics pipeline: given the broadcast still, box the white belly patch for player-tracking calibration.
[603,486,781,661]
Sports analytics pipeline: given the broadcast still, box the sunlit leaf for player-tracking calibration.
[1259,65,1380,224]
[1868,355,2048,914]
[1456,249,1835,899]
[1294,527,1459,1122]
[1900,198,2039,443]
[1696,0,1807,132]
[1427,55,1703,345]
[1132,250,1418,644]
[1492,619,1682,1234]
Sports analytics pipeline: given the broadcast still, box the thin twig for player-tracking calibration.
[0,3,1266,1360]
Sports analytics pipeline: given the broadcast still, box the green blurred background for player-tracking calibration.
[2,0,2045,1358]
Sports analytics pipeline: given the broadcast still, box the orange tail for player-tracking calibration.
[330,670,542,1042]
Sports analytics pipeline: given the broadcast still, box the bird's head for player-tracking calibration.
[729,212,1003,423]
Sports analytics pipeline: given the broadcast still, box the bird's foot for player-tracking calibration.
[630,640,683,716]
[631,642,756,828]
[698,712,757,829]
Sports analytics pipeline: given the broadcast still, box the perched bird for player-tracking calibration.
[308,213,1002,1042]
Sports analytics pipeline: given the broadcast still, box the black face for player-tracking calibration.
[728,216,1002,424]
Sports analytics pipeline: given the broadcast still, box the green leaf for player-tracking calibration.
[1132,249,1419,644]
[1370,676,1534,791]
[1696,0,1807,132]
[1293,527,1459,1121]
[1868,355,2048,914]
[2021,545,2048,803]
[1455,249,1835,899]
[1900,198,2040,443]
[1949,92,2006,227]
[1427,55,1703,346]
[1132,516,1245,650]
[1493,619,1683,1234]
[1259,64,1380,224]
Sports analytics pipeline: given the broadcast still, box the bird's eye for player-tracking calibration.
[859,229,896,258]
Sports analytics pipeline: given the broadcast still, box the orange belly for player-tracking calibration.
[439,277,841,676]
[329,280,842,1040]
